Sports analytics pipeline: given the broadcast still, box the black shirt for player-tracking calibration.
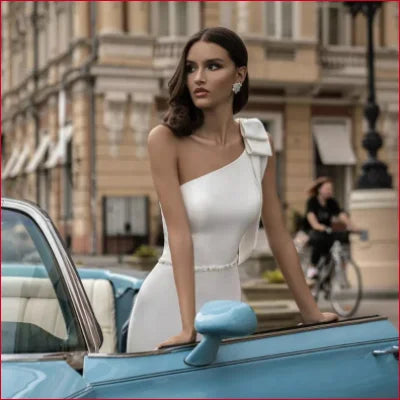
[303,196,342,231]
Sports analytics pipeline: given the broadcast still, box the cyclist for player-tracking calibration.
[303,176,358,280]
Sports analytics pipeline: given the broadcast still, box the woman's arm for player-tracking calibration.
[260,139,337,324]
[338,211,358,230]
[147,125,196,347]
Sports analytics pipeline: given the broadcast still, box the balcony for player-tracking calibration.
[153,37,186,72]
[320,46,397,86]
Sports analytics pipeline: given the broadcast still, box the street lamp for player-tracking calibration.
[343,1,392,189]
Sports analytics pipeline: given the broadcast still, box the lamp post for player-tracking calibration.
[343,1,392,189]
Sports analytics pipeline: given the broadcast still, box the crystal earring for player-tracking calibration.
[232,82,242,94]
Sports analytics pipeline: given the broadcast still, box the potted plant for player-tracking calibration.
[125,245,160,271]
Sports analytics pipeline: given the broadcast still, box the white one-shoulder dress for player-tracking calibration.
[127,118,272,352]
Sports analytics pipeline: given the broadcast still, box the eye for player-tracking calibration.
[185,64,195,74]
[208,63,221,71]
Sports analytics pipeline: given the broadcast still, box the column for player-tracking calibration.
[71,80,91,253]
[237,2,249,34]
[25,109,37,203]
[127,2,149,35]
[98,1,123,35]
[349,190,398,291]
[72,1,90,66]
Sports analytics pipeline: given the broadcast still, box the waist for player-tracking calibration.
[158,254,239,272]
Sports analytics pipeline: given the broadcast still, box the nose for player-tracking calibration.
[194,67,206,85]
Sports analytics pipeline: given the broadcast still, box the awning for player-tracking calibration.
[2,148,19,180]
[313,122,356,165]
[9,144,31,178]
[45,124,73,169]
[25,135,51,173]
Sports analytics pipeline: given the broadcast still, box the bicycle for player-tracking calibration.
[296,229,368,318]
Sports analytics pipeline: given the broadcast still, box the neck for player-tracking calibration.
[317,194,327,205]
[196,102,238,146]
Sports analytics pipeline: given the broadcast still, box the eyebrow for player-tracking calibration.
[185,58,225,64]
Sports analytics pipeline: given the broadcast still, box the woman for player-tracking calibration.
[304,176,356,279]
[127,27,338,353]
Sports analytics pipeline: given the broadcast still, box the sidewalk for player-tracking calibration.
[71,253,398,299]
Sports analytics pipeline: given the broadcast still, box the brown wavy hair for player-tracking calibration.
[162,27,249,137]
[307,176,333,197]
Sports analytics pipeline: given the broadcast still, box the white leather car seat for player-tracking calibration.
[81,279,117,353]
[2,276,117,353]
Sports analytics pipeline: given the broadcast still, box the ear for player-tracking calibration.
[236,66,247,83]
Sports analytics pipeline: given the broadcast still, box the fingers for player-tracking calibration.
[323,312,339,322]
[156,340,170,350]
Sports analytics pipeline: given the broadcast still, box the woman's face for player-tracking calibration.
[185,41,246,110]
[319,182,334,199]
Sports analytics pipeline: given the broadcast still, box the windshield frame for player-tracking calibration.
[1,198,103,360]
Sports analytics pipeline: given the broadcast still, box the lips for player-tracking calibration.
[194,88,209,95]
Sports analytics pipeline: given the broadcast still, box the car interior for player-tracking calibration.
[2,274,118,354]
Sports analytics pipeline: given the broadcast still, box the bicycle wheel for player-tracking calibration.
[329,258,362,317]
[310,256,331,301]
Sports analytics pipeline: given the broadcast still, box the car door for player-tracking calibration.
[82,315,398,398]
[1,199,102,398]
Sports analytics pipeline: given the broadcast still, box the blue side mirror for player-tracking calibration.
[184,300,257,367]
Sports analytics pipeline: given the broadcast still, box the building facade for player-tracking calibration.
[2,1,398,255]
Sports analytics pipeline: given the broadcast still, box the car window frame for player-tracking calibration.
[1,198,103,368]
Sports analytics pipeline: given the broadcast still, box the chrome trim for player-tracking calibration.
[2,198,103,353]
[2,351,87,370]
[372,345,399,357]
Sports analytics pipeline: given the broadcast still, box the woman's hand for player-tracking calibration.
[298,311,339,326]
[156,328,197,350]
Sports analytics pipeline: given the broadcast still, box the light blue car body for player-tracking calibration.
[3,316,398,398]
[2,198,399,398]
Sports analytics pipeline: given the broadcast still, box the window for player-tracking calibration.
[319,2,351,46]
[264,2,295,39]
[219,2,233,28]
[1,208,86,354]
[176,2,187,36]
[157,1,169,36]
[103,196,150,254]
[153,2,199,36]
[56,3,73,55]
[312,119,355,210]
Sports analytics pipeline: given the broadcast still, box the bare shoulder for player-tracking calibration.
[148,124,178,154]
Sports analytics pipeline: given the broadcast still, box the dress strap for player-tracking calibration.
[237,118,272,185]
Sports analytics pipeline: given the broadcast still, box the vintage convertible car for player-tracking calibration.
[2,197,398,398]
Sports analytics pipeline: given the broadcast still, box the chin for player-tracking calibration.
[193,99,214,109]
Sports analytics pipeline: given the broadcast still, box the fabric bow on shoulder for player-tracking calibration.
[237,118,272,157]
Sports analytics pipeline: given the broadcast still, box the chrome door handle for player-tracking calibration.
[373,345,398,360]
